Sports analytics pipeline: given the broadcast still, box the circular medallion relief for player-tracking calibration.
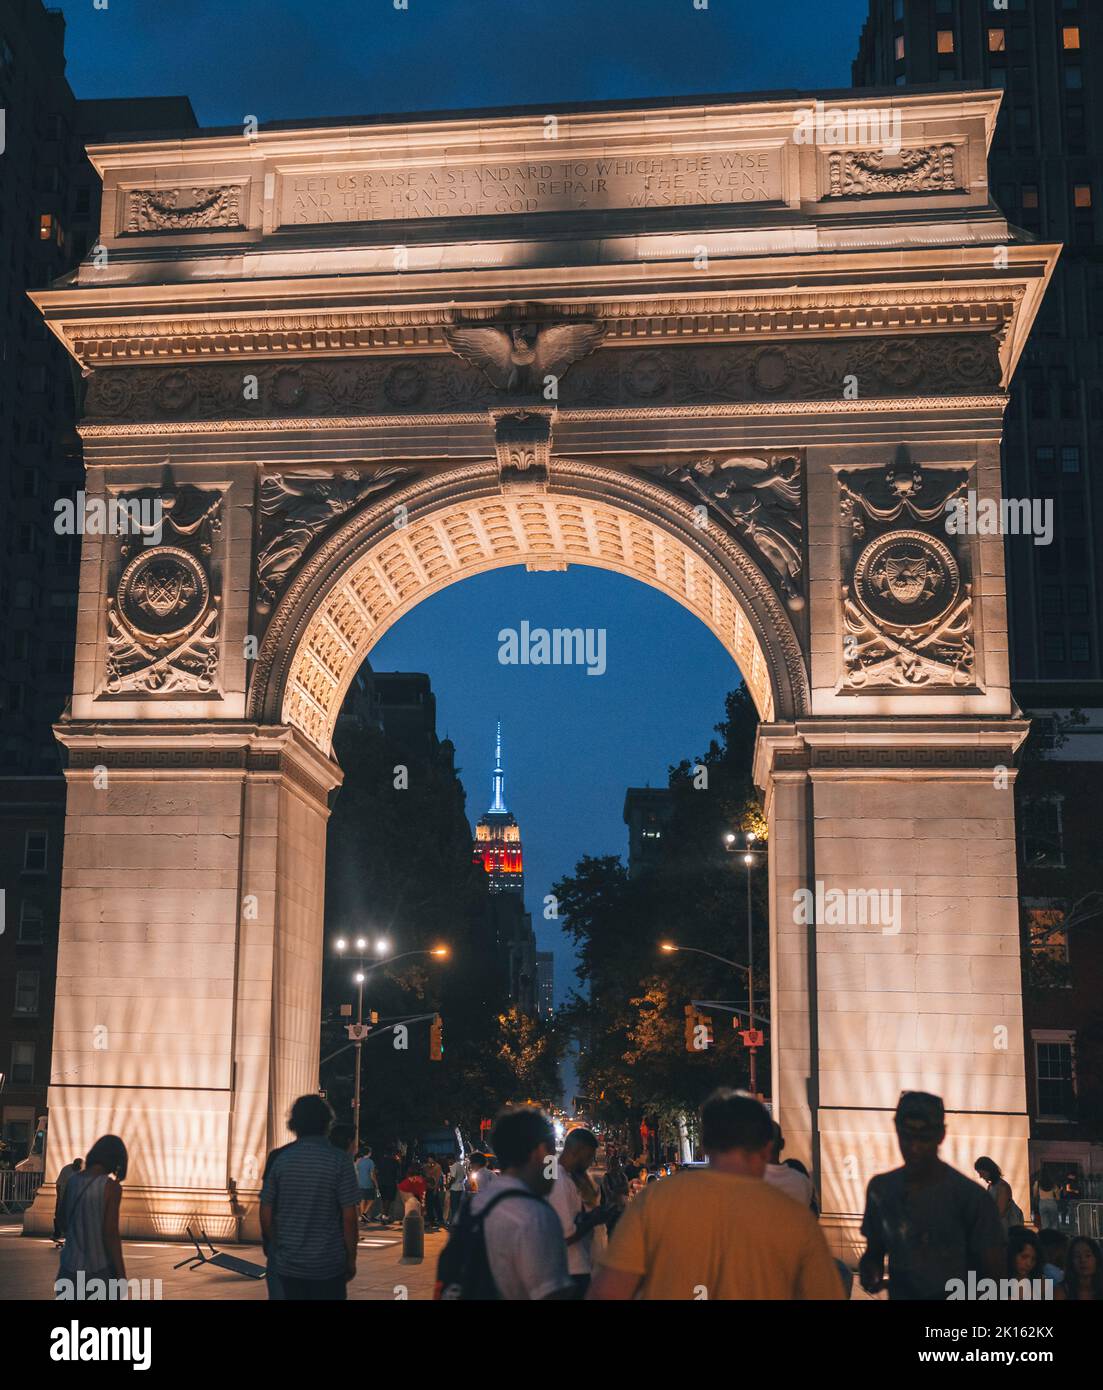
[383,362,425,407]
[853,529,960,631]
[116,546,210,640]
[625,352,670,399]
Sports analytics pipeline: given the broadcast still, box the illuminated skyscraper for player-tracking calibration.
[473,721,524,894]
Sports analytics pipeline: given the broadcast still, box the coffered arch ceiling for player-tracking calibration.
[248,460,809,755]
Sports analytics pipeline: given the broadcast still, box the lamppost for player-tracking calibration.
[723,828,763,1097]
[659,940,767,1096]
[333,935,450,1150]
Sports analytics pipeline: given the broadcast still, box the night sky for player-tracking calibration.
[54,0,870,1004]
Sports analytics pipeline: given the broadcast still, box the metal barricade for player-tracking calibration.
[1074,1200,1103,1238]
[0,1170,44,1214]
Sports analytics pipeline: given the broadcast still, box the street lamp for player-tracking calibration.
[723,828,763,1097]
[330,935,451,1151]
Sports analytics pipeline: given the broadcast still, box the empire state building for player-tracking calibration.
[472,722,524,894]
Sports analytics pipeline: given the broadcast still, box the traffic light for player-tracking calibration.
[429,1013,443,1061]
[684,1005,713,1052]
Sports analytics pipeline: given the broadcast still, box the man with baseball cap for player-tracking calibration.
[859,1091,1006,1300]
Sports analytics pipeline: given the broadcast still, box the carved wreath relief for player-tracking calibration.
[124,185,246,234]
[826,144,960,199]
[839,458,973,691]
[105,484,223,695]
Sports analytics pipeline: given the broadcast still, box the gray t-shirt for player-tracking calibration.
[260,1136,359,1280]
[861,1162,1005,1300]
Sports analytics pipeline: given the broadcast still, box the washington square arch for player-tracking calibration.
[23,87,1058,1256]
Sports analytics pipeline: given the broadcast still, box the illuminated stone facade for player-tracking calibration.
[25,89,1056,1247]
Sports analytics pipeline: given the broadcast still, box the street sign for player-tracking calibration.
[740,1028,765,1048]
[347,1023,371,1040]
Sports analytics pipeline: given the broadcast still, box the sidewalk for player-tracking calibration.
[0,1218,445,1301]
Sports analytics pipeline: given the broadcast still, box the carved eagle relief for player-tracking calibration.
[443,320,606,393]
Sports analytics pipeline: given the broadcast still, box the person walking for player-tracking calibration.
[763,1122,814,1210]
[548,1128,601,1295]
[860,1092,1006,1300]
[355,1147,377,1224]
[1035,1170,1060,1231]
[55,1136,128,1299]
[589,1090,841,1301]
[447,1152,467,1225]
[467,1151,494,1193]
[374,1146,400,1224]
[422,1155,445,1229]
[600,1152,630,1235]
[259,1094,360,1301]
[462,1107,574,1300]
[974,1155,1024,1235]
[52,1157,83,1245]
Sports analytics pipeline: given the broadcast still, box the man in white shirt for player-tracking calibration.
[763,1122,815,1209]
[471,1108,575,1301]
[467,1152,494,1193]
[447,1154,467,1226]
[548,1128,600,1294]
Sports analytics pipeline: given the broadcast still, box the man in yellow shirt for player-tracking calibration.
[589,1089,843,1301]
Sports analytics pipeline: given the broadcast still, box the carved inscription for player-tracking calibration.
[279,151,783,224]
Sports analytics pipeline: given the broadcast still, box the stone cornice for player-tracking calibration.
[65,286,1023,365]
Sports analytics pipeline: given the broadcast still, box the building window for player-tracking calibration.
[38,213,54,242]
[13,972,40,1016]
[937,30,955,55]
[1022,185,1039,209]
[1021,796,1064,868]
[17,901,45,945]
[1025,904,1070,988]
[1041,585,1063,616]
[893,0,904,20]
[1073,183,1092,209]
[1061,445,1081,473]
[1042,633,1066,663]
[895,34,905,62]
[1068,586,1089,615]
[1065,67,1083,89]
[1034,1038,1076,1121]
[1063,27,1081,51]
[988,28,1006,52]
[1070,634,1091,664]
[1035,445,1055,473]
[10,1042,35,1086]
[23,831,47,873]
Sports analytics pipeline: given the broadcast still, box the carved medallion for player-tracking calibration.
[852,530,959,632]
[117,547,209,639]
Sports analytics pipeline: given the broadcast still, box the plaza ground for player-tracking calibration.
[0,1218,445,1301]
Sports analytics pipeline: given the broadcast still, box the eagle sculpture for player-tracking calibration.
[443,320,606,393]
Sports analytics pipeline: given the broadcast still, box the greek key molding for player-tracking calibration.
[772,746,1017,773]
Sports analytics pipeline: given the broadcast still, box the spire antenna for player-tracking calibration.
[490,719,507,813]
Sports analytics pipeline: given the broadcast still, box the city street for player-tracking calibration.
[0,1219,445,1302]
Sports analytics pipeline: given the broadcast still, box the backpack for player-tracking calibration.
[434,1188,543,1300]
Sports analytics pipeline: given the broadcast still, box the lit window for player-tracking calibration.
[895,34,905,62]
[937,30,955,54]
[988,28,1006,52]
[1063,27,1081,51]
[38,213,53,241]
[1026,906,1070,988]
[1074,183,1092,208]
[1022,185,1039,209]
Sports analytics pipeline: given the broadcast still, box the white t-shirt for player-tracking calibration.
[448,1162,467,1192]
[764,1163,814,1209]
[548,1172,593,1275]
[471,1175,572,1301]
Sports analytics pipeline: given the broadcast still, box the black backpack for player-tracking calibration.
[434,1187,543,1300]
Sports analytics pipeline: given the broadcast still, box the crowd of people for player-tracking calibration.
[47,1086,1103,1302]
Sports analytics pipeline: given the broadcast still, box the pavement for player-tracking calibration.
[0,1217,446,1301]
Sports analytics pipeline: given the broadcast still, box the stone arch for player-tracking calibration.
[248,459,809,754]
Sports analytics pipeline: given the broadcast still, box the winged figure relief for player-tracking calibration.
[443,321,606,393]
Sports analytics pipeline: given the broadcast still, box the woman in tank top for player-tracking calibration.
[56,1134,128,1297]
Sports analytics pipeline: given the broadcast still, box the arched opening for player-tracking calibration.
[249,460,809,754]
